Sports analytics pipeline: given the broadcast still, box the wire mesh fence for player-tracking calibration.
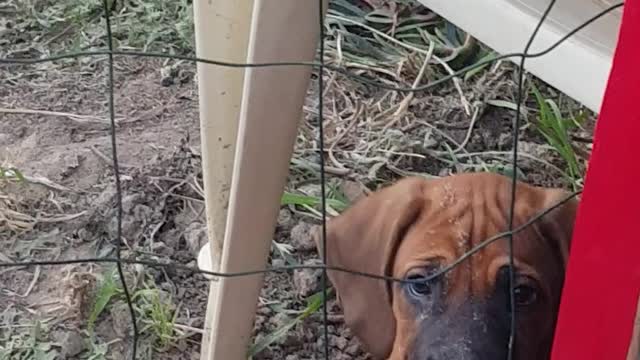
[0,0,624,359]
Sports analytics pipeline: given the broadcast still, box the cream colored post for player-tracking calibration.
[192,1,254,359]
[206,0,327,359]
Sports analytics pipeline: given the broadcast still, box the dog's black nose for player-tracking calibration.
[422,344,472,360]
[425,353,461,360]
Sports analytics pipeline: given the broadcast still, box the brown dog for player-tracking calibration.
[314,172,578,360]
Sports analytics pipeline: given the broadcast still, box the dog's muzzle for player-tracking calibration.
[409,299,511,360]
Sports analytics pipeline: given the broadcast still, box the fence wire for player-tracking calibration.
[0,0,623,359]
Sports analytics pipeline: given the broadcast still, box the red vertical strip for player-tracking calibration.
[550,1,640,359]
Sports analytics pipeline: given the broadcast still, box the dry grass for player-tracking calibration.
[287,0,589,193]
[0,193,36,233]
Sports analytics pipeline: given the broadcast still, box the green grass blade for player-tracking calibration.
[88,268,120,334]
[247,288,333,357]
[280,192,348,212]
[531,84,583,188]
[464,51,498,80]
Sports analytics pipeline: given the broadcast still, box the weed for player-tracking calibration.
[531,84,585,189]
[82,341,109,360]
[272,241,298,266]
[2,0,194,57]
[133,287,179,350]
[86,267,181,351]
[110,0,194,53]
[87,267,122,336]
[281,190,349,220]
[0,167,25,183]
[248,288,335,358]
[0,320,58,360]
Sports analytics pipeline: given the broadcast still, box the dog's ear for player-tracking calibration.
[313,177,427,359]
[535,188,580,267]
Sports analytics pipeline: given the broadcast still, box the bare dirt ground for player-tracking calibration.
[0,0,595,359]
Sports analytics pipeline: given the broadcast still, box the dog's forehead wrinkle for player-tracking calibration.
[437,182,457,208]
[401,175,553,295]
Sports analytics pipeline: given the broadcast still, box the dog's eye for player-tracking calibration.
[497,267,540,309]
[406,273,433,297]
[514,284,538,307]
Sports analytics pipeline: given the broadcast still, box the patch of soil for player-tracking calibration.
[0,55,374,359]
[1,56,209,359]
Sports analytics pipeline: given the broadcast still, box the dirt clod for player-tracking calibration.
[60,331,86,357]
[278,208,295,230]
[293,259,323,297]
[272,258,286,268]
[111,302,133,338]
[184,222,207,256]
[333,336,349,350]
[290,222,317,252]
[151,241,173,257]
[340,180,367,203]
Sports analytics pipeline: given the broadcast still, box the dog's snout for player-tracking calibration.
[423,346,471,360]
[412,336,473,360]
[425,354,459,360]
[425,353,438,360]
[410,299,510,360]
